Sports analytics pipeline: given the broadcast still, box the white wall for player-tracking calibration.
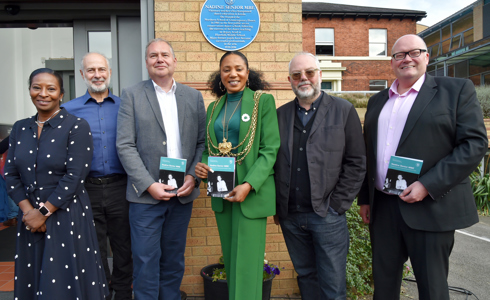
[0,28,73,125]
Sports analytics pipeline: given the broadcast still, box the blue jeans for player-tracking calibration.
[279,211,349,300]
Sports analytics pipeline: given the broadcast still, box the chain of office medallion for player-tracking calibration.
[206,91,263,164]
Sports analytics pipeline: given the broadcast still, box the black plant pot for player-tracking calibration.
[201,263,275,300]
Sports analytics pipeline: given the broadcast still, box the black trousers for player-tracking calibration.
[85,175,133,300]
[371,190,455,300]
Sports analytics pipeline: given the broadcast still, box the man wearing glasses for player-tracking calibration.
[274,52,366,299]
[359,34,487,299]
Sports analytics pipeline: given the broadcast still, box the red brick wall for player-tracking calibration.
[303,16,418,91]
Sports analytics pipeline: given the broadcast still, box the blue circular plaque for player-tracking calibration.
[200,0,260,51]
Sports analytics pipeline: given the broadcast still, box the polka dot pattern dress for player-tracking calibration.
[5,108,109,300]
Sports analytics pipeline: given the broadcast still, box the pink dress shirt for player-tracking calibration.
[375,74,426,191]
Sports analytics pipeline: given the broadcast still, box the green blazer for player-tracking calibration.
[202,87,280,219]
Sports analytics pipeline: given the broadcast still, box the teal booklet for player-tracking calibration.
[383,155,423,195]
[159,157,187,194]
[207,156,236,198]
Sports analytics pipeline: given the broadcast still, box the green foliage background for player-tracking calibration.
[346,202,373,299]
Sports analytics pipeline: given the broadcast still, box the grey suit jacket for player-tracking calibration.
[358,74,488,232]
[274,93,366,217]
[116,80,206,204]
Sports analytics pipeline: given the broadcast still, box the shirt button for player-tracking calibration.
[163,141,166,146]
[297,168,301,171]
[104,146,107,149]
[299,147,303,151]
[296,187,299,191]
[101,118,103,120]
[387,142,390,146]
[103,131,105,134]
[105,161,107,163]
[305,112,308,115]
[303,130,306,133]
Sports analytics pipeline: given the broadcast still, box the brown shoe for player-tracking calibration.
[3,218,17,227]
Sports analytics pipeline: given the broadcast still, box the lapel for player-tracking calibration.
[175,82,187,137]
[237,88,255,153]
[144,79,166,134]
[397,74,437,149]
[286,101,295,163]
[309,92,332,137]
[369,89,390,158]
[208,93,227,149]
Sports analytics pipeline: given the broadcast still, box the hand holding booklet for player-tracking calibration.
[383,156,423,195]
[159,157,187,194]
[207,157,236,198]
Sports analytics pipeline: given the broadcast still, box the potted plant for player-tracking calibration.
[200,254,281,300]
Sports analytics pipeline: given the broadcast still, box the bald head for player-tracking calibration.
[391,34,427,56]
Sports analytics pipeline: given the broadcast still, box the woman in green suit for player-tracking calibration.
[195,51,280,300]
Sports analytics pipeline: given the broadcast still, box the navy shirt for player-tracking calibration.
[62,90,125,178]
[295,91,323,126]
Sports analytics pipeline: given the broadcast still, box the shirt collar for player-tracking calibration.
[81,89,117,104]
[152,79,177,94]
[32,107,69,129]
[295,91,323,112]
[389,73,426,97]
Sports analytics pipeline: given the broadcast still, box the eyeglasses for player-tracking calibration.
[392,49,427,61]
[289,69,320,81]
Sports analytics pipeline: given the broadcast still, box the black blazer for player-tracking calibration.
[274,93,366,217]
[358,74,488,232]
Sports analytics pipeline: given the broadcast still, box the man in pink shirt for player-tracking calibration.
[358,34,487,300]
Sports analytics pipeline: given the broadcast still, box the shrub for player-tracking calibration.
[475,85,490,118]
[329,93,370,108]
[346,202,373,299]
[470,164,490,215]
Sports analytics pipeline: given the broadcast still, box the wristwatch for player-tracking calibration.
[38,202,52,217]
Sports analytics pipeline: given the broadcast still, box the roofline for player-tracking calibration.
[418,1,476,36]
[302,11,426,22]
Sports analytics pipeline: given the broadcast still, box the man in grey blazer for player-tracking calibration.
[358,34,487,299]
[274,52,366,299]
[116,38,206,300]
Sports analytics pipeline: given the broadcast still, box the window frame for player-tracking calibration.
[315,28,335,56]
[369,29,387,57]
[369,80,387,91]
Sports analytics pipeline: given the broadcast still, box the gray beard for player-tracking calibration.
[293,80,321,103]
[85,77,110,93]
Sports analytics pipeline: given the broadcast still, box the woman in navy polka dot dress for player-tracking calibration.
[5,68,109,299]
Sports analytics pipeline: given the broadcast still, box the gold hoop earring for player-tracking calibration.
[219,81,226,92]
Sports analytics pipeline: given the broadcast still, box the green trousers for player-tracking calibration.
[215,201,267,300]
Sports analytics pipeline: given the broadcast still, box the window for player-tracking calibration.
[316,28,334,56]
[369,80,387,91]
[369,29,387,57]
[321,82,332,90]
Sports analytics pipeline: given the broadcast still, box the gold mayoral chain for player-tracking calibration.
[207,90,263,164]
[219,94,243,155]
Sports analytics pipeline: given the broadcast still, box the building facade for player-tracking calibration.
[302,2,426,92]
[418,0,490,87]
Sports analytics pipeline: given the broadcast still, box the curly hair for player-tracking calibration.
[208,51,270,97]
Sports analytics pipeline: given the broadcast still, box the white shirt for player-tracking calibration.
[153,80,182,159]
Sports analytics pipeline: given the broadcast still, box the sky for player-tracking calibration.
[302,0,478,27]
